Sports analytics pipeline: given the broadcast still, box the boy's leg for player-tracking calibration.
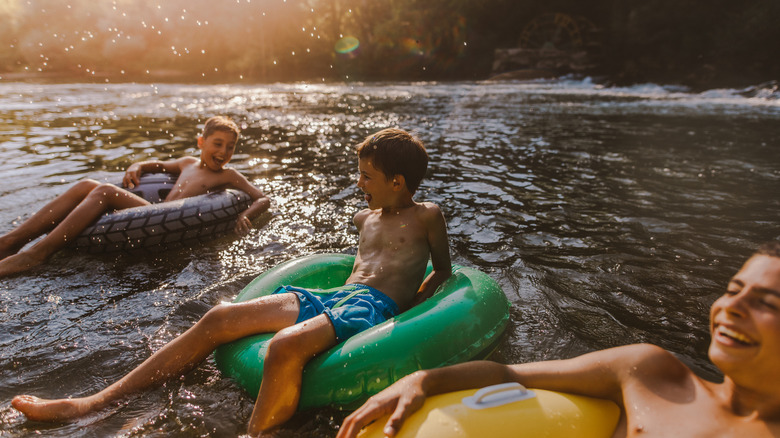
[12,293,301,422]
[247,314,337,436]
[0,183,149,276]
[0,179,100,259]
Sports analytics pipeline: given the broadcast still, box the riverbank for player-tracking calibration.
[2,68,778,95]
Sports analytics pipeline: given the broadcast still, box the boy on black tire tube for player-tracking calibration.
[0,116,270,277]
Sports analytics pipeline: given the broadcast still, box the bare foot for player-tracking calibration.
[11,395,95,422]
[0,252,45,277]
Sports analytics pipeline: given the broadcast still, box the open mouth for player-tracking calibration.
[716,326,757,346]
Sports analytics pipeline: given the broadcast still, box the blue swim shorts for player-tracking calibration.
[272,283,400,342]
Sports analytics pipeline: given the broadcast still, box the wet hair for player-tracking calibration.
[356,128,428,193]
[755,240,780,258]
[202,116,240,140]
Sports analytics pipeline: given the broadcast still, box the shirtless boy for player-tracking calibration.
[12,128,452,436]
[338,241,780,438]
[0,116,270,277]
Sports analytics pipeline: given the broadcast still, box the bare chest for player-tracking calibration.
[359,214,427,251]
[166,167,225,201]
[621,389,777,438]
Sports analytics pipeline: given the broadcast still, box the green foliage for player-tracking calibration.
[604,0,779,86]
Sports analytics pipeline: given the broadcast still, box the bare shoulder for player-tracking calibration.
[416,201,442,213]
[612,344,691,381]
[223,167,246,181]
[177,156,199,167]
[353,208,371,228]
[158,155,198,173]
[414,201,445,222]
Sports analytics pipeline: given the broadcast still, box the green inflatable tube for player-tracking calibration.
[214,253,510,410]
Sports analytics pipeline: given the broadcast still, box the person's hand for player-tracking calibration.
[122,164,143,189]
[337,372,427,438]
[234,213,252,235]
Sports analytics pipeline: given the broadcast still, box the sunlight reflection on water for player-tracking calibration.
[0,80,778,437]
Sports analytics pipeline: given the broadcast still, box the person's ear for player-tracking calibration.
[392,174,406,191]
[197,136,204,149]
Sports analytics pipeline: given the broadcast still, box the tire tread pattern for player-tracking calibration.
[71,174,251,254]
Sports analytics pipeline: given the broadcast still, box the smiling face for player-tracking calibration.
[709,254,780,383]
[357,157,396,210]
[197,129,237,171]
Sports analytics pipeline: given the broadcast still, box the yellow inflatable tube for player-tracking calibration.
[358,382,620,438]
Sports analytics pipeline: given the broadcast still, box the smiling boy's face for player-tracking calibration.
[198,130,237,170]
[709,254,780,383]
[357,157,395,210]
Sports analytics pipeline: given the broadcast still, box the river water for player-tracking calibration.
[0,79,778,437]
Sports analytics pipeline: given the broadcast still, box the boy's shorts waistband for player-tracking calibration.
[279,283,398,313]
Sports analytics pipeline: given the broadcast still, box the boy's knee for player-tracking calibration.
[266,329,307,364]
[86,183,123,200]
[74,179,101,193]
[199,303,233,332]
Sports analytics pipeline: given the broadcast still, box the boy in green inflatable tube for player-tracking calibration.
[338,241,780,438]
[12,128,453,437]
[0,115,270,277]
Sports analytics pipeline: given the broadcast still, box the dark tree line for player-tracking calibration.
[1,0,777,88]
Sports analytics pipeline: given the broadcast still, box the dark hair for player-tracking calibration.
[755,240,780,258]
[356,128,428,193]
[202,116,240,140]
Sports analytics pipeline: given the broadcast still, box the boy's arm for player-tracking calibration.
[122,157,194,189]
[338,344,670,438]
[225,169,271,235]
[412,204,451,306]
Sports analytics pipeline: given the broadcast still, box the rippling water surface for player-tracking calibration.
[0,79,778,437]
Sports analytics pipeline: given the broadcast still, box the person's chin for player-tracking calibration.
[708,342,758,370]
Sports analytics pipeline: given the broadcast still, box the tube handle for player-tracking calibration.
[461,382,536,409]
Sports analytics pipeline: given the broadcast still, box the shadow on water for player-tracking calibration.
[0,80,778,436]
